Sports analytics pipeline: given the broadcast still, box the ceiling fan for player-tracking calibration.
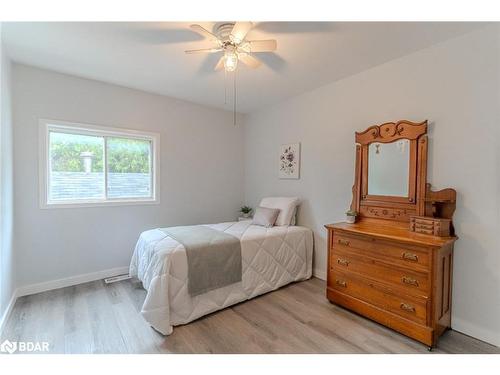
[185,22,277,72]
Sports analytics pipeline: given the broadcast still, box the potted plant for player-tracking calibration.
[240,206,253,218]
[345,210,358,224]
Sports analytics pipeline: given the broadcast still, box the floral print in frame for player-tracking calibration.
[279,143,300,179]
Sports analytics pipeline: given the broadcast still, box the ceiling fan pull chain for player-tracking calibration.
[233,70,237,126]
[224,69,227,105]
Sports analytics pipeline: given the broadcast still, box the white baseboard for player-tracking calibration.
[16,266,130,297]
[1,266,130,336]
[0,290,18,336]
[452,317,500,348]
[313,268,326,281]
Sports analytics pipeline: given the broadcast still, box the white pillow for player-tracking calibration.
[252,207,280,228]
[259,197,300,226]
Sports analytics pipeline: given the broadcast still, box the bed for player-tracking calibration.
[129,220,313,335]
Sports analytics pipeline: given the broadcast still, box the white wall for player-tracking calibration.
[0,24,15,327]
[243,26,500,346]
[12,64,244,288]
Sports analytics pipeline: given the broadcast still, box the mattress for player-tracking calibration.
[129,220,314,335]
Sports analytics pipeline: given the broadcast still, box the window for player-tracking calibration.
[39,120,159,208]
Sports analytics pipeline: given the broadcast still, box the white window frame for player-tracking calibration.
[39,119,160,209]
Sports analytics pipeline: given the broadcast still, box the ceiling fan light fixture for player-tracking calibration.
[186,22,277,124]
[223,52,238,72]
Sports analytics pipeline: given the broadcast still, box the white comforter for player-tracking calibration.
[129,220,313,335]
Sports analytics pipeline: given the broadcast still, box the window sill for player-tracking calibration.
[40,197,160,209]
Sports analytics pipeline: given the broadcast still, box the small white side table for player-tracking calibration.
[238,216,252,222]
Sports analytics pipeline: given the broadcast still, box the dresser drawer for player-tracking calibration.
[328,270,428,325]
[331,248,429,296]
[332,232,430,270]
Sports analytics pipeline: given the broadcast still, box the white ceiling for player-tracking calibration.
[3,22,485,113]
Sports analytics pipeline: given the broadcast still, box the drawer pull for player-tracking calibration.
[402,252,419,262]
[401,276,419,287]
[415,228,434,235]
[415,222,433,228]
[338,239,350,246]
[415,220,433,225]
[335,279,347,288]
[400,303,416,313]
[337,258,350,267]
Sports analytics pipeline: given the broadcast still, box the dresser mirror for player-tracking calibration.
[367,139,410,197]
[352,120,428,222]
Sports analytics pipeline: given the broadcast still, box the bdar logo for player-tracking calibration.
[0,339,17,354]
[0,339,49,353]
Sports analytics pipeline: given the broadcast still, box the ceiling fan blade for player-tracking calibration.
[247,39,277,52]
[190,24,219,41]
[239,53,262,69]
[214,56,225,71]
[185,48,222,54]
[230,22,253,43]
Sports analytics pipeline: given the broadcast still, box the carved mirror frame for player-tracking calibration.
[350,120,428,222]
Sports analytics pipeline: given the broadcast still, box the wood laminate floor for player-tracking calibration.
[2,277,498,354]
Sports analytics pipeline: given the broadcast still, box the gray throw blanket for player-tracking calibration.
[161,225,242,297]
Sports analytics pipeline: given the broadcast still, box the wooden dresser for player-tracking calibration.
[326,120,457,349]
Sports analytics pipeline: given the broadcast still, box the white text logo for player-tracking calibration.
[0,339,49,354]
